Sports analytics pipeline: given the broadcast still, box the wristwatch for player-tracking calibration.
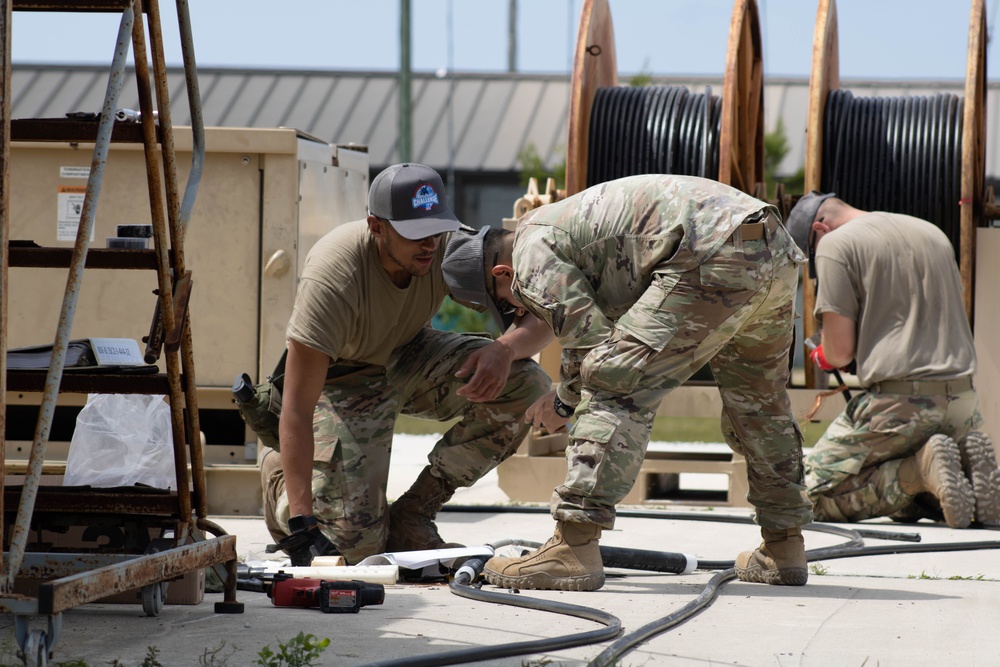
[552,395,575,419]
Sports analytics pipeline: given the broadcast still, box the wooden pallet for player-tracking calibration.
[498,443,750,508]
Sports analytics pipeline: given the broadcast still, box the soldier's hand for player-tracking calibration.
[455,340,513,402]
[526,389,571,434]
[266,514,341,566]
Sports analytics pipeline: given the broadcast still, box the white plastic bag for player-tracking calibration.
[64,394,175,489]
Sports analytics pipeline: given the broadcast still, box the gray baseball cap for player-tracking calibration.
[368,163,461,240]
[441,225,515,332]
[786,191,836,253]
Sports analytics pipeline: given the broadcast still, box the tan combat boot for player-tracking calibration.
[898,434,975,529]
[957,431,1000,526]
[483,521,604,591]
[734,526,808,586]
[386,466,464,552]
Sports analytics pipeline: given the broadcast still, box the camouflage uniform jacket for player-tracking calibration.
[512,174,778,405]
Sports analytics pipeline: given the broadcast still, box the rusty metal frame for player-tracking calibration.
[3,1,136,593]
[0,0,242,659]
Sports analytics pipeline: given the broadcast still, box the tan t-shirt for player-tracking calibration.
[813,211,975,386]
[286,220,449,367]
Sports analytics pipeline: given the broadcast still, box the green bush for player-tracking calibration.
[433,296,497,335]
[256,632,330,667]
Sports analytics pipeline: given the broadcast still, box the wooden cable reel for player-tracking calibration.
[566,0,764,197]
[802,0,987,388]
[566,0,617,196]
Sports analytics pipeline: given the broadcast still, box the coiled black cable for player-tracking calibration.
[358,568,622,667]
[434,506,999,667]
[587,568,737,667]
[587,85,722,186]
[822,88,964,258]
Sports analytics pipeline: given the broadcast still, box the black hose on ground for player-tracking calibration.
[589,532,1000,667]
[355,552,622,667]
[600,545,695,574]
[436,504,1000,667]
[587,568,737,667]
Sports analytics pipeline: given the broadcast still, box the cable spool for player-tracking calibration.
[821,89,965,257]
[567,0,763,196]
[801,0,987,388]
[586,85,722,186]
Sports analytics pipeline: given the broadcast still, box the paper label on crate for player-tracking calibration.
[59,166,91,179]
[56,185,94,242]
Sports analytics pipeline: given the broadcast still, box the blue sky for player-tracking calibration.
[9,0,997,81]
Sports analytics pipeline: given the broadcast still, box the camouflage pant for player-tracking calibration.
[805,388,982,522]
[266,327,550,562]
[556,218,813,530]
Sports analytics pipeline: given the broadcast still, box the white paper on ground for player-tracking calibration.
[244,560,399,586]
[358,545,494,570]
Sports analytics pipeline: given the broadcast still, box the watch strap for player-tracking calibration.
[552,395,574,418]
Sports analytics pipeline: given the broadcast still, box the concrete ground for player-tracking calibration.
[4,436,1000,666]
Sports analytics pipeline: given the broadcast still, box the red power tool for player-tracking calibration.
[267,572,385,613]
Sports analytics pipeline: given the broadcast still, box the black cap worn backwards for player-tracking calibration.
[441,226,516,332]
[785,191,836,254]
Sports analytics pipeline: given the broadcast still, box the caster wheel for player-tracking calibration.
[22,629,47,667]
[141,582,167,617]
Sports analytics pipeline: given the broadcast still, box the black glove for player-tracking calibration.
[265,515,341,566]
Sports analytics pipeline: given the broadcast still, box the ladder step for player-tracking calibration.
[5,486,178,517]
[12,1,139,13]
[9,246,159,270]
[12,119,159,144]
[7,370,170,395]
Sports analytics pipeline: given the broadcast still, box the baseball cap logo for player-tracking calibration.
[412,184,440,211]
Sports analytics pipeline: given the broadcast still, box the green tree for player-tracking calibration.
[627,58,653,87]
[764,117,805,198]
[516,141,565,191]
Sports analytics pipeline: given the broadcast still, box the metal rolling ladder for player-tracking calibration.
[0,2,242,664]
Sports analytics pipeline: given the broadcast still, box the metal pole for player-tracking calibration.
[0,0,13,584]
[567,0,575,73]
[447,0,455,199]
[508,0,517,72]
[399,0,412,162]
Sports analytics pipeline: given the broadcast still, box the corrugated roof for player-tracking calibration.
[9,64,999,178]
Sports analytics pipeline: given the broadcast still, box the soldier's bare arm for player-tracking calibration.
[819,311,856,368]
[278,339,331,518]
[455,312,553,402]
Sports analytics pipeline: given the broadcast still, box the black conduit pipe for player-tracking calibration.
[355,555,622,667]
[592,537,1000,667]
[353,506,1000,667]
[587,568,738,667]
